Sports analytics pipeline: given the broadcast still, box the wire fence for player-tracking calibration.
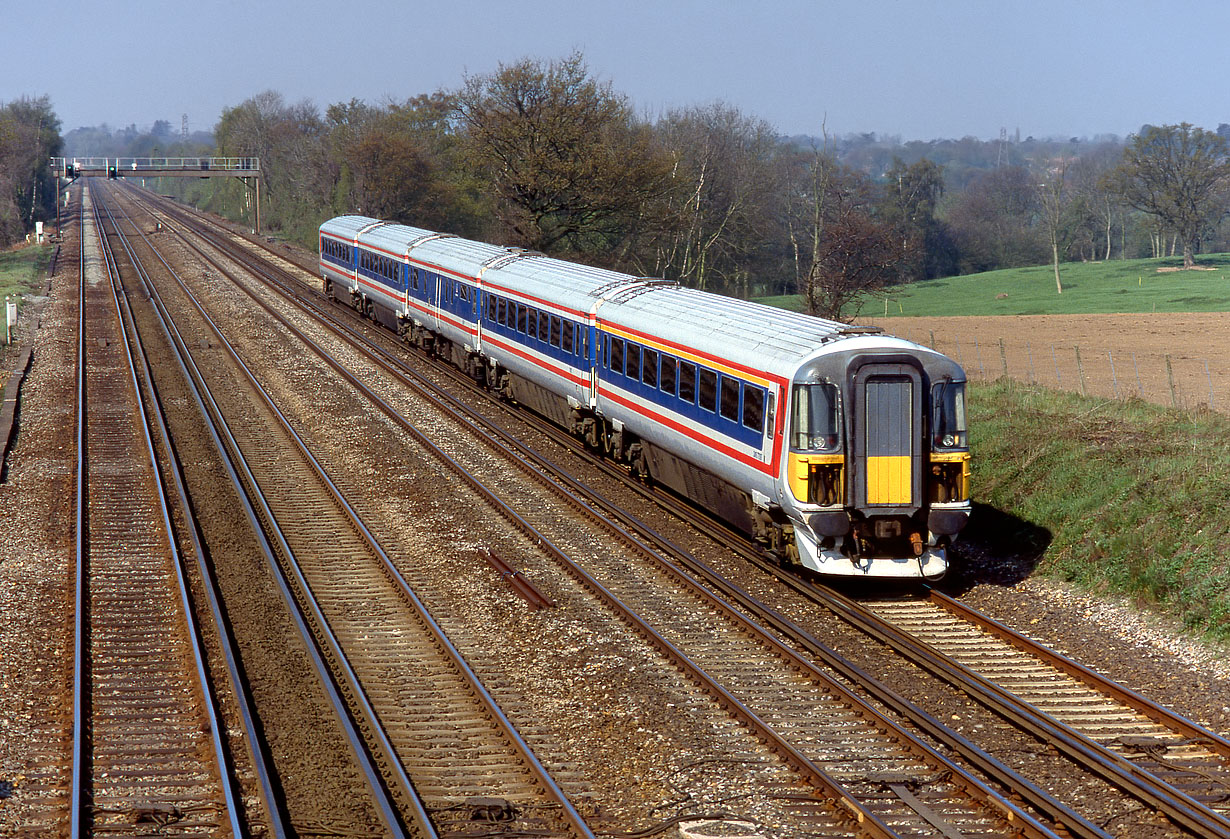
[892,328,1224,413]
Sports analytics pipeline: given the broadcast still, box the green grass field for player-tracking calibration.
[967,380,1230,639]
[757,253,1230,318]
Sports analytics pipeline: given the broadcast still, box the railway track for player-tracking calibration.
[73,183,248,835]
[96,182,593,838]
[863,590,1230,828]
[107,183,1082,838]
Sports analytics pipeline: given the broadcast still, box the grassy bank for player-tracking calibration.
[965,379,1230,639]
[756,253,1230,318]
[0,244,53,308]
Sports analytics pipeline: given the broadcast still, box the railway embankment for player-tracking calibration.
[960,378,1230,642]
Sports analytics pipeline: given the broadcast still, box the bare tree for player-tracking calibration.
[650,103,781,293]
[805,209,901,320]
[1037,156,1070,293]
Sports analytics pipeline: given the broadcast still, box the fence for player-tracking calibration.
[886,326,1225,413]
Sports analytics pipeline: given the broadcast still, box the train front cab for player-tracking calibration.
[786,351,970,578]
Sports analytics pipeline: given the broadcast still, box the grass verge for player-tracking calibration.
[965,379,1230,640]
[0,245,53,310]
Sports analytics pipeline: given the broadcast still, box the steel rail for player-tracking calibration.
[92,184,423,838]
[132,185,1071,839]
[70,180,86,839]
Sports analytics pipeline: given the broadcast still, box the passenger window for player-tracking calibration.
[562,322,574,354]
[582,329,589,359]
[626,344,641,380]
[486,296,496,321]
[642,349,658,388]
[497,298,507,325]
[610,338,624,373]
[743,387,764,432]
[660,356,676,395]
[517,304,528,333]
[699,368,717,413]
[679,362,697,403]
[538,311,550,342]
[549,316,561,347]
[720,376,740,422]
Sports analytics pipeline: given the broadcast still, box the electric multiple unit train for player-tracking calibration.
[319,215,970,578]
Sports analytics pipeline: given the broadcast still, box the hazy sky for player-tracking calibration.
[6,0,1229,141]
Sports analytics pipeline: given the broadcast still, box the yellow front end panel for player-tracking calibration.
[866,455,912,504]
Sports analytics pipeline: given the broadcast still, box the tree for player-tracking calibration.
[1108,123,1230,269]
[454,52,670,257]
[880,156,946,281]
[1037,156,1071,293]
[649,103,782,294]
[945,165,1046,274]
[804,208,900,320]
[782,140,901,319]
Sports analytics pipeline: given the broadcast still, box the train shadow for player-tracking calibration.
[935,502,1052,595]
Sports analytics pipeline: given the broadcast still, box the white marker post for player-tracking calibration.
[5,297,15,345]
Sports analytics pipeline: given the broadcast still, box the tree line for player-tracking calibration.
[39,54,1230,317]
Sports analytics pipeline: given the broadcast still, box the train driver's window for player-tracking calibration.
[791,383,840,451]
[720,376,740,422]
[698,368,717,413]
[679,362,697,403]
[743,387,764,432]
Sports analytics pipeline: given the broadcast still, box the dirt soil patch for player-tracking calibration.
[865,312,1230,411]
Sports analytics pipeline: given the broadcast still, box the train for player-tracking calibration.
[319,216,971,579]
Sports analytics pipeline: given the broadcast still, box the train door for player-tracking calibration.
[850,363,923,514]
[432,273,444,330]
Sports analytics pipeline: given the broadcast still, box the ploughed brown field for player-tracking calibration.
[864,313,1230,412]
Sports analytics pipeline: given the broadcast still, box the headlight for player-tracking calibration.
[942,434,956,447]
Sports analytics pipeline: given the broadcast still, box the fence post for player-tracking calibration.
[1075,346,1087,396]
[929,329,935,350]
[1133,352,1142,396]
[976,340,985,378]
[1109,351,1119,399]
[955,337,963,368]
[1027,342,1036,384]
[999,338,1008,378]
[1052,344,1061,386]
[1166,354,1177,407]
[1206,360,1215,410]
